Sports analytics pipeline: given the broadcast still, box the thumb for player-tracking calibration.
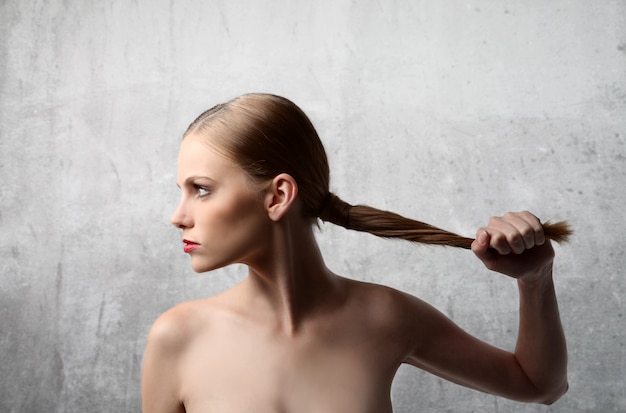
[471,230,491,259]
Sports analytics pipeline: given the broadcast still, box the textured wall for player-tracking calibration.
[1,1,624,412]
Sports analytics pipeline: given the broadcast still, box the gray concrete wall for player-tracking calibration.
[1,1,624,412]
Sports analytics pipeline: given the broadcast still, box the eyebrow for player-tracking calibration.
[176,175,216,189]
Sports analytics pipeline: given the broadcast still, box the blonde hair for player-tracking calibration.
[184,93,571,248]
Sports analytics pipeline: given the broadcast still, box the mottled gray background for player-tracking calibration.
[1,1,624,412]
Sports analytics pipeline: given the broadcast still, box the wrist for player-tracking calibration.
[517,263,554,290]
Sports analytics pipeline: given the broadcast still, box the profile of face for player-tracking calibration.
[170,133,272,273]
[182,94,331,219]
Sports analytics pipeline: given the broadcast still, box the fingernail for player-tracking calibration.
[479,230,488,244]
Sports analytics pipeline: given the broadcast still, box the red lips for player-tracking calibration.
[183,239,200,253]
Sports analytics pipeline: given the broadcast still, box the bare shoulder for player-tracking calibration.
[345,277,429,311]
[340,277,435,330]
[146,294,228,355]
[142,297,224,412]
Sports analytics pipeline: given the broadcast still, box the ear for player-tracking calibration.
[264,173,298,221]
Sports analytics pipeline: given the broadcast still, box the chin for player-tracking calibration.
[190,262,217,273]
[189,256,231,274]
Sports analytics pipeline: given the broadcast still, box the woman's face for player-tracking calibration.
[171,133,272,273]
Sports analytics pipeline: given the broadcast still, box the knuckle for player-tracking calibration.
[491,231,505,243]
[508,232,521,243]
[507,233,524,249]
[520,226,533,239]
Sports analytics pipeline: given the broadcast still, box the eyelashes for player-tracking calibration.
[193,184,212,198]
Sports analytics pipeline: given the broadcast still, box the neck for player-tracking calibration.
[240,215,340,335]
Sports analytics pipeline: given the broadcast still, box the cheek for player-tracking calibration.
[189,202,267,272]
[201,194,269,253]
[216,195,265,229]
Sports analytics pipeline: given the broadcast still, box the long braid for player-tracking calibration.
[319,192,571,249]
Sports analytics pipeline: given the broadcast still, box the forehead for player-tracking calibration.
[177,134,241,181]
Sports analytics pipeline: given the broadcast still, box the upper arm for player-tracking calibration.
[141,308,188,413]
[399,293,544,403]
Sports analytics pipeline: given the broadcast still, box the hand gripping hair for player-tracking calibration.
[185,93,572,249]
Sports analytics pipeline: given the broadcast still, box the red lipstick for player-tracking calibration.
[183,239,200,253]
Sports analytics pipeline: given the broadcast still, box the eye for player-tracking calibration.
[194,184,211,198]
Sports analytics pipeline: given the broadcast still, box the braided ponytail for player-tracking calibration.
[318,192,571,249]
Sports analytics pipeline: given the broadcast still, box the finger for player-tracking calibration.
[502,212,536,250]
[471,230,501,268]
[471,229,491,257]
[488,217,522,254]
[517,211,545,246]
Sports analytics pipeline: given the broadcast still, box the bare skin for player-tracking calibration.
[141,135,568,412]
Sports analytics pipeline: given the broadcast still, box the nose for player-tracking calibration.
[170,199,193,229]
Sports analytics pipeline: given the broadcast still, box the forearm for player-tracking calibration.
[514,267,568,403]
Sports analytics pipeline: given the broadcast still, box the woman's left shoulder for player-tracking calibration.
[344,278,429,326]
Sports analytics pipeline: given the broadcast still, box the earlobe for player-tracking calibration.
[265,173,298,221]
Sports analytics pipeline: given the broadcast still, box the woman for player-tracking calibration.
[142,93,569,412]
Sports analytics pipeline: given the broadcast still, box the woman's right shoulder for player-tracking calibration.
[146,297,221,355]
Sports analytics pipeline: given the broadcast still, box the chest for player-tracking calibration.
[178,321,402,413]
